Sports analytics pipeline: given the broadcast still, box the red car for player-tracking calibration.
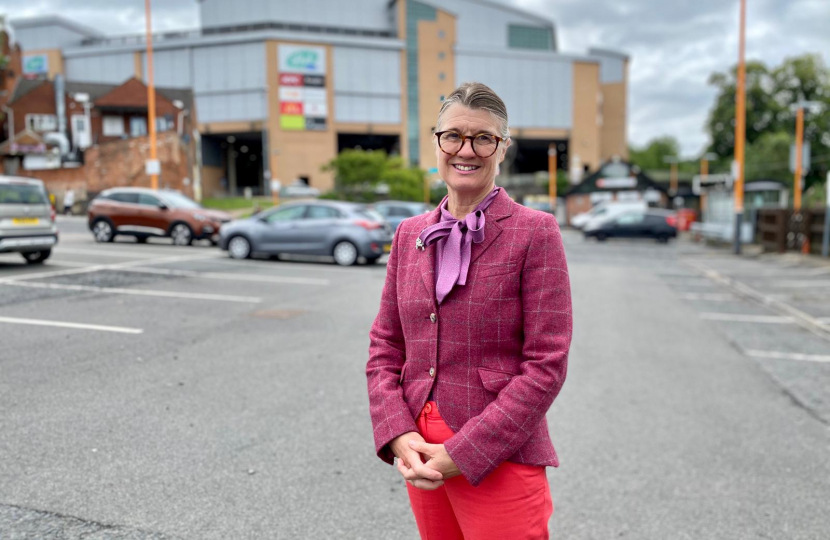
[88,188,231,245]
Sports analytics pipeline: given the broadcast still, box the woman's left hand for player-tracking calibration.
[408,440,461,480]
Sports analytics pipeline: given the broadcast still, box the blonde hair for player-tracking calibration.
[436,82,510,139]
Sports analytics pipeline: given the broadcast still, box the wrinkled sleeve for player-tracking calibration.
[366,224,418,464]
[444,213,572,486]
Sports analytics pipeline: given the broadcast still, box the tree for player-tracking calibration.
[321,149,427,203]
[705,54,830,190]
[628,136,681,171]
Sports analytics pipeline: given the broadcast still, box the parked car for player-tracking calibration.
[0,176,58,264]
[87,188,232,245]
[584,209,678,243]
[372,200,432,230]
[218,201,393,265]
[571,200,647,229]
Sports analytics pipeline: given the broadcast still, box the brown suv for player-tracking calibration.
[87,188,231,245]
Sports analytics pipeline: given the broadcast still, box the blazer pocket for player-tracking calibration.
[478,367,517,394]
[399,362,409,384]
[475,264,515,279]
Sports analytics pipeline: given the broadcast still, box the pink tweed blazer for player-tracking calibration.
[366,188,572,486]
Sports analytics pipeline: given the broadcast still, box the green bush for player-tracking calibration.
[322,149,428,203]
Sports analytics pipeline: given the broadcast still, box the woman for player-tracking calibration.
[366,82,572,539]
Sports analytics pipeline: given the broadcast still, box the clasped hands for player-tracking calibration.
[390,431,461,490]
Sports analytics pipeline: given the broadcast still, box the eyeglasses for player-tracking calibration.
[434,130,504,158]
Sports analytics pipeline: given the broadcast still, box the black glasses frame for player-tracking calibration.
[434,130,504,158]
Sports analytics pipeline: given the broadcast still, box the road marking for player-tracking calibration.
[804,267,830,276]
[699,313,795,324]
[112,266,330,285]
[759,280,830,289]
[744,349,830,363]
[678,293,737,301]
[0,316,143,334]
[0,253,219,283]
[685,259,830,341]
[54,247,175,259]
[1,281,263,303]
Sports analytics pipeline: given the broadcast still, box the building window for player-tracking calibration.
[438,30,445,39]
[156,115,174,133]
[102,116,125,136]
[25,114,57,133]
[439,72,445,81]
[438,51,445,60]
[508,25,552,50]
[130,117,147,137]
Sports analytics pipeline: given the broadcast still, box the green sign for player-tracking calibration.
[23,55,48,75]
[287,51,319,71]
[280,115,306,131]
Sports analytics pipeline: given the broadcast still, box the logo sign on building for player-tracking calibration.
[278,45,328,132]
[23,54,49,75]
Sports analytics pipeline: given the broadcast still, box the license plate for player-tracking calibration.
[12,218,40,226]
[383,244,392,253]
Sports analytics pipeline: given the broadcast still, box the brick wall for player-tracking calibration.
[9,131,194,205]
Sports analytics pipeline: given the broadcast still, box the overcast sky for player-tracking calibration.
[4,0,829,156]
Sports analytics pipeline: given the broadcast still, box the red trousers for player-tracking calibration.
[406,402,553,540]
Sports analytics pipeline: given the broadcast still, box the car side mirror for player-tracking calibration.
[158,203,168,210]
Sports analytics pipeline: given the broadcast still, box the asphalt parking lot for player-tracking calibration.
[1,217,829,539]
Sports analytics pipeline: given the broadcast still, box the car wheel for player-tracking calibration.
[596,233,607,242]
[228,235,252,259]
[170,223,193,246]
[657,235,669,244]
[22,250,51,264]
[92,219,115,243]
[333,241,358,266]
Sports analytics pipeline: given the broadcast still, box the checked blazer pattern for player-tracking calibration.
[366,188,573,486]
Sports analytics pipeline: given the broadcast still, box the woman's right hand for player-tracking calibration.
[390,432,445,490]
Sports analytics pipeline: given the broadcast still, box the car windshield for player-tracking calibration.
[0,184,49,205]
[162,192,201,209]
[357,208,385,222]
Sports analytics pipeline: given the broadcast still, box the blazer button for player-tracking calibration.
[430,313,437,323]
[429,367,435,377]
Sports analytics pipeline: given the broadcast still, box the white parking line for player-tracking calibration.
[699,313,795,324]
[760,280,830,289]
[805,267,830,276]
[54,247,178,259]
[744,349,830,363]
[0,316,143,334]
[112,266,330,285]
[678,293,737,301]
[1,281,263,303]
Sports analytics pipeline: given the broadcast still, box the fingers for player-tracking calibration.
[409,478,444,490]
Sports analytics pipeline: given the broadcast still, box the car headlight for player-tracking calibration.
[193,213,207,221]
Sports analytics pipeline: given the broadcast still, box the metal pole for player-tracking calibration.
[793,106,804,211]
[733,0,747,254]
[670,162,678,196]
[145,0,158,190]
[700,158,708,178]
[548,144,557,212]
[823,171,830,258]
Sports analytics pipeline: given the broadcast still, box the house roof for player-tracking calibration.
[564,160,668,197]
[8,77,194,113]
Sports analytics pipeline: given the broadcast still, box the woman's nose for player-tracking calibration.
[456,138,477,158]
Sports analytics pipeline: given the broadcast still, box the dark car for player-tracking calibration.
[88,188,232,245]
[584,209,678,243]
[373,201,432,230]
[218,200,394,265]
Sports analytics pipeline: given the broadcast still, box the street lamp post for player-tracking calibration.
[700,152,718,178]
[145,0,159,190]
[664,156,680,198]
[548,144,557,212]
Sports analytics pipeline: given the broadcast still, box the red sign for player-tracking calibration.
[279,73,304,86]
[280,102,304,115]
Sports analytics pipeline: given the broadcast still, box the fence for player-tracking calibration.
[756,208,828,254]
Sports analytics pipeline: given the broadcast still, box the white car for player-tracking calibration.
[572,200,647,230]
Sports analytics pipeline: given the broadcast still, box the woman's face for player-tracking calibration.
[435,104,509,195]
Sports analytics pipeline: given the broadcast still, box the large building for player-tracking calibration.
[9,1,629,199]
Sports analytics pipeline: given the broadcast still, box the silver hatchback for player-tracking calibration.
[218,201,393,265]
[0,176,58,264]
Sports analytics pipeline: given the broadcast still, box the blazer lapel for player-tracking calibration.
[470,187,513,264]
[417,207,441,307]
